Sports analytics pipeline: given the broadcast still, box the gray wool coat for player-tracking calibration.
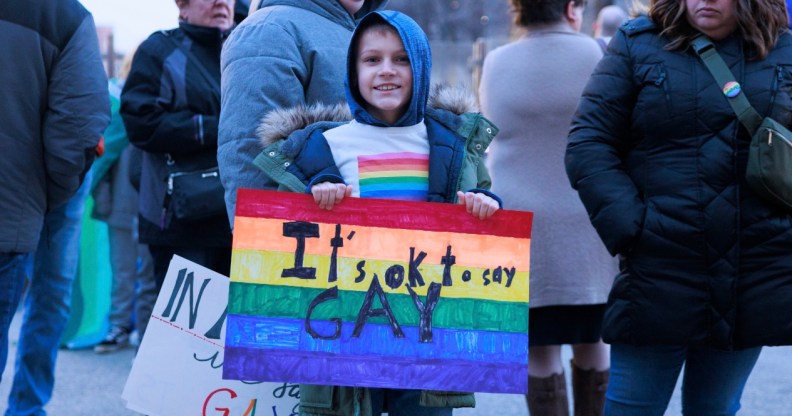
[478,25,617,308]
[218,0,387,228]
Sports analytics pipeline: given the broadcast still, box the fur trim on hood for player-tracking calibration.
[257,84,478,147]
[429,83,478,116]
[256,103,351,147]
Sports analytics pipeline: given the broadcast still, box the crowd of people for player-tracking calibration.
[1,0,791,415]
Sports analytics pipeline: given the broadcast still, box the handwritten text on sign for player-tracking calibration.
[224,189,533,394]
[123,256,300,415]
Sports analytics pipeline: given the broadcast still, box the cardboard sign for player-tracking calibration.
[224,189,532,394]
[123,255,300,415]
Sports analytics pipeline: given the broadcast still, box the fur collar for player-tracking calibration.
[257,84,478,147]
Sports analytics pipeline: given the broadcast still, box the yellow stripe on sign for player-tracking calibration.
[232,217,530,271]
[230,249,529,303]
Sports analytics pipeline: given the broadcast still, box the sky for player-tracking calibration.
[80,0,179,54]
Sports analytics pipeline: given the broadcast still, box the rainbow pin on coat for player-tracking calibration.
[722,81,742,98]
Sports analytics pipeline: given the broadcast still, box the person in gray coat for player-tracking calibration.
[218,0,387,227]
[0,0,109,385]
[478,0,616,414]
[592,5,628,52]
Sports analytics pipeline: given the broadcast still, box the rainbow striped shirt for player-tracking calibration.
[323,120,430,201]
[358,152,429,200]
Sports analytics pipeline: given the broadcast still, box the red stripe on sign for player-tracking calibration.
[235,188,532,238]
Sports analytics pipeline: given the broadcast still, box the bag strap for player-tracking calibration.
[159,30,220,101]
[690,35,763,133]
[159,30,221,166]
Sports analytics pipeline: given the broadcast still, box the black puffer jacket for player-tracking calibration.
[121,23,231,247]
[566,16,792,349]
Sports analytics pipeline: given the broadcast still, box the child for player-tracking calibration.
[254,11,500,416]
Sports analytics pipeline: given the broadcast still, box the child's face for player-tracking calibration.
[355,28,413,125]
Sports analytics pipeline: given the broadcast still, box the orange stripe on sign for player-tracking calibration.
[232,216,530,271]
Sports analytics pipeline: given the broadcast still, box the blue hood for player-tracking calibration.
[344,10,431,127]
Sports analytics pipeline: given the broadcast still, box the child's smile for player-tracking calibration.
[375,84,399,91]
[356,29,413,125]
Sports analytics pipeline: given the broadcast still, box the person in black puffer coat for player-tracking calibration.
[121,0,234,301]
[565,0,792,413]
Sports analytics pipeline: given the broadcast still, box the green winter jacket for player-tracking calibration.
[252,85,499,415]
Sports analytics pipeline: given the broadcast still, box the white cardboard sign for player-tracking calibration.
[123,255,300,415]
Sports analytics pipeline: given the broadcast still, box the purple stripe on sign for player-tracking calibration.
[225,315,528,364]
[223,347,528,394]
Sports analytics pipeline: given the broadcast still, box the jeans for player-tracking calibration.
[106,225,155,335]
[5,174,91,416]
[132,242,157,338]
[605,343,762,416]
[0,254,30,384]
[106,226,136,330]
[369,389,452,416]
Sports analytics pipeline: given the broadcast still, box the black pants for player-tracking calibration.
[148,244,232,290]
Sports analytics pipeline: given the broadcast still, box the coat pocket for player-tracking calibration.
[299,385,365,416]
[769,65,792,127]
[634,63,673,123]
[299,385,339,415]
[419,390,476,408]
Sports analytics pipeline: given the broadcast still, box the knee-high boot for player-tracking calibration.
[526,372,570,416]
[571,360,609,416]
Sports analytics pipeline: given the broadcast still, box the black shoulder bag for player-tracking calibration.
[160,31,226,223]
[692,35,792,210]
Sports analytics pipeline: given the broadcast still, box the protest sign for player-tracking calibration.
[224,189,532,394]
[123,255,299,415]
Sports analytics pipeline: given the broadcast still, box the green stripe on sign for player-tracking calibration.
[228,281,528,333]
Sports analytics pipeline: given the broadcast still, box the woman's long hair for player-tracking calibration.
[649,0,788,59]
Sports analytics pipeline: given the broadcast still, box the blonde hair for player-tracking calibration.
[118,45,138,80]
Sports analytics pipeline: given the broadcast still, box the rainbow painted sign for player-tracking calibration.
[223,189,532,394]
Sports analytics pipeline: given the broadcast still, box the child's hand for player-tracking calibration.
[457,191,499,220]
[311,182,353,210]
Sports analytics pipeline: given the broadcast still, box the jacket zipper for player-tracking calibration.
[767,128,792,148]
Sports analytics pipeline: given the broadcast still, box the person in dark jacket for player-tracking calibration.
[120,0,234,304]
[565,0,792,413]
[0,0,109,412]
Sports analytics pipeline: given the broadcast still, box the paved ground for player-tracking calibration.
[1,311,790,415]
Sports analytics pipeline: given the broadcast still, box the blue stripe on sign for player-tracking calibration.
[225,314,528,364]
[223,347,528,394]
